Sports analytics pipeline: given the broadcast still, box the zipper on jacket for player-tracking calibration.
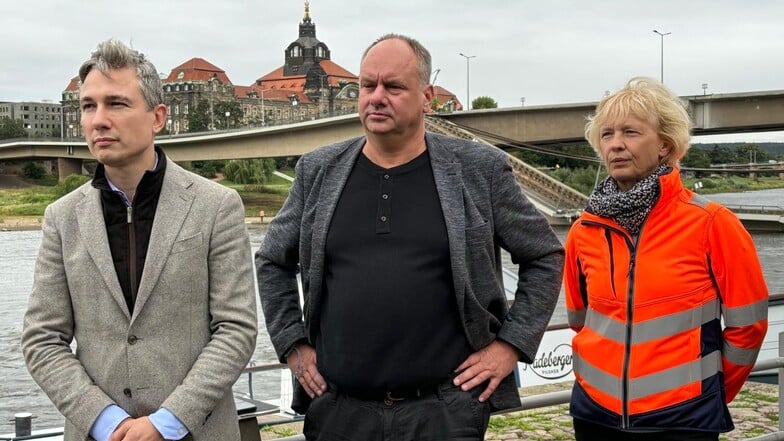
[127,205,138,311]
[621,228,646,429]
[581,219,637,428]
[621,244,637,428]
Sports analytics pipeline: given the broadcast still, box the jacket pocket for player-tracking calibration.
[171,232,203,254]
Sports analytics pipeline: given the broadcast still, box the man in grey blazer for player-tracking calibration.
[257,34,563,440]
[21,39,257,441]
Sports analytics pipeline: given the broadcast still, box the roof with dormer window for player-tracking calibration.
[164,58,232,84]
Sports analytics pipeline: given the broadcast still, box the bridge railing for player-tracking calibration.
[725,204,784,215]
[6,335,780,441]
[424,116,588,217]
[261,331,784,441]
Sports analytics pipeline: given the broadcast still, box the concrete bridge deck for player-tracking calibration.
[728,205,784,233]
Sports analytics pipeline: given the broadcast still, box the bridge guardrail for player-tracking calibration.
[725,205,784,215]
[259,331,784,440]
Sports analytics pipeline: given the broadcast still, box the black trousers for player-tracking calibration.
[574,418,720,441]
[303,380,492,441]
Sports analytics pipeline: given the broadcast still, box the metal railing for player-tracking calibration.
[261,332,784,441]
[4,334,782,441]
[725,205,784,215]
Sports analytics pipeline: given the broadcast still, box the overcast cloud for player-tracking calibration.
[2,0,782,141]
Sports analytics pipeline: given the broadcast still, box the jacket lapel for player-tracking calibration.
[427,134,467,315]
[132,160,194,320]
[309,138,365,301]
[75,185,131,320]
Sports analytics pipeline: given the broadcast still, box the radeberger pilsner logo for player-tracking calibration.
[524,343,573,380]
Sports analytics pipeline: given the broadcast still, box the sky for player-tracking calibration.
[2,0,783,141]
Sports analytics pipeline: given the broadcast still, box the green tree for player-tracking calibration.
[187,100,245,132]
[213,101,244,129]
[681,147,711,168]
[549,166,605,196]
[0,117,27,139]
[707,145,736,164]
[55,174,91,197]
[187,99,211,132]
[430,97,441,112]
[471,96,498,109]
[736,143,769,163]
[223,158,275,184]
[22,161,47,179]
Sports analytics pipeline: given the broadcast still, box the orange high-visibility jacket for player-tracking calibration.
[564,168,768,432]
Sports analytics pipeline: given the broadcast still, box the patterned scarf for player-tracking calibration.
[588,164,669,235]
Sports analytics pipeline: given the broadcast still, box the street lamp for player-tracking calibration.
[259,88,266,126]
[208,76,216,130]
[702,83,708,95]
[224,111,230,129]
[459,53,476,110]
[289,94,298,122]
[652,30,671,83]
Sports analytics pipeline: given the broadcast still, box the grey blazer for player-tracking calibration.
[22,159,258,441]
[256,132,563,412]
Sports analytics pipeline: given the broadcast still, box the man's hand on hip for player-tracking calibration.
[453,340,520,402]
[288,343,327,398]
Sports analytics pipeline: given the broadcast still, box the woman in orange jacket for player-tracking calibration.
[564,77,768,440]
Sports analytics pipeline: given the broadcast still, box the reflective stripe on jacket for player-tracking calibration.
[564,168,768,432]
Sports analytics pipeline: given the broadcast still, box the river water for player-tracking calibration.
[1,189,782,432]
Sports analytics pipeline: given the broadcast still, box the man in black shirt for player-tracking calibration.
[257,33,564,440]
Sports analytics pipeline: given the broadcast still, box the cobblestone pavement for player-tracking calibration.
[259,381,780,440]
[486,381,780,441]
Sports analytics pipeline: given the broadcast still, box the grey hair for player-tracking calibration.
[78,38,164,110]
[361,33,432,86]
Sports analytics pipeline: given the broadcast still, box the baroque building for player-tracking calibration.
[61,1,358,136]
[248,0,359,123]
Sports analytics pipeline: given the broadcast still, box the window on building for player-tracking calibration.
[174,105,179,115]
[183,103,188,114]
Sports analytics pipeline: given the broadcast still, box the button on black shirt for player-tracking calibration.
[319,150,472,390]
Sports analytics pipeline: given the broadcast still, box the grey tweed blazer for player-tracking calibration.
[256,132,563,412]
[22,158,258,441]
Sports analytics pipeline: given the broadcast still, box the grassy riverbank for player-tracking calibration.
[0,172,294,223]
[2,173,783,225]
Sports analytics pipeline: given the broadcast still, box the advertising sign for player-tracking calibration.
[517,327,575,387]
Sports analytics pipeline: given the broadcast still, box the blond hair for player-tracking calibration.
[585,77,691,167]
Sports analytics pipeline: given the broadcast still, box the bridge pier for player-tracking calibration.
[58,158,83,180]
